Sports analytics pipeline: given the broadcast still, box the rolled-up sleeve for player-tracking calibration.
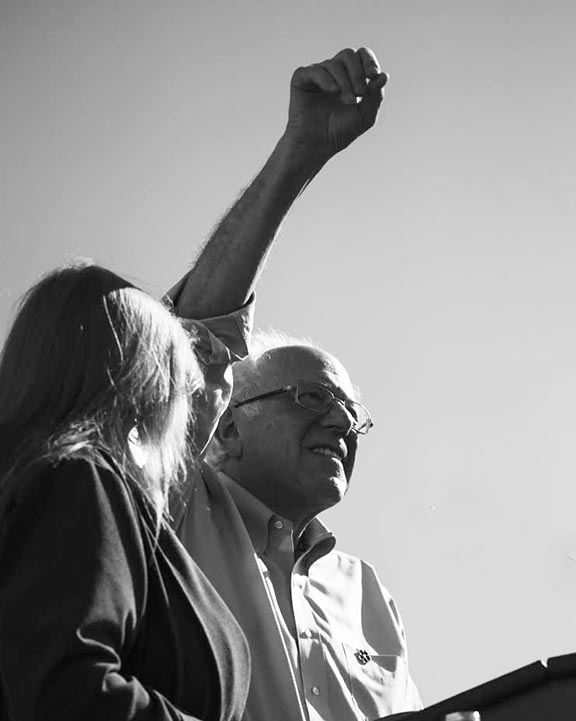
[164,277,253,363]
[163,278,254,454]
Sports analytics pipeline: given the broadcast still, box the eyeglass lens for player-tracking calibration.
[295,383,370,432]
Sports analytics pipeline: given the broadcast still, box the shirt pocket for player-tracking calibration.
[342,644,409,718]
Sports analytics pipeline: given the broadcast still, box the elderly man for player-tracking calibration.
[169,47,422,721]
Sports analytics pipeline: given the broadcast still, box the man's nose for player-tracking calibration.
[321,398,355,435]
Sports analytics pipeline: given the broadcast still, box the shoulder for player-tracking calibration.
[0,455,137,524]
[326,547,387,583]
[3,453,117,490]
[321,547,408,646]
[318,546,397,606]
[0,454,150,575]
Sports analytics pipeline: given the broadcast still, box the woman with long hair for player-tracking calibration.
[0,263,249,720]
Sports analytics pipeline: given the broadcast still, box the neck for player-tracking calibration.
[222,462,317,539]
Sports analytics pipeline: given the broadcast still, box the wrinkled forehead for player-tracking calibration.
[259,346,356,399]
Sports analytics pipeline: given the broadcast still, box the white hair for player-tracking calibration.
[234,328,321,404]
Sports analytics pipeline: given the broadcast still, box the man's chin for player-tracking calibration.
[317,473,348,508]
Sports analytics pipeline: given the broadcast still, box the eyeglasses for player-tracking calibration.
[233,380,374,435]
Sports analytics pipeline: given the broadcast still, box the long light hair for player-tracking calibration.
[0,262,202,507]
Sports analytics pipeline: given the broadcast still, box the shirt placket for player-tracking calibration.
[292,560,330,721]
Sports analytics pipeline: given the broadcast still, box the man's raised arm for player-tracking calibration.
[172,47,388,319]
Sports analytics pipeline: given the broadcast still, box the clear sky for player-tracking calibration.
[1,0,575,706]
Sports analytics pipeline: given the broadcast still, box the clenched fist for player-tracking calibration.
[284,47,388,161]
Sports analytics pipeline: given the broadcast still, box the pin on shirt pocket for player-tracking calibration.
[343,643,408,717]
[354,649,371,665]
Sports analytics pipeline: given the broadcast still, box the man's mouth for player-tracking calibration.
[308,445,347,463]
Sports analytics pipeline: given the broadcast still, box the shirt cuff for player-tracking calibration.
[163,277,254,367]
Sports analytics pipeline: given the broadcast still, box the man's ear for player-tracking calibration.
[215,407,243,460]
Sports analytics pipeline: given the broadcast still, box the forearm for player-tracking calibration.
[174,47,386,319]
[176,134,326,318]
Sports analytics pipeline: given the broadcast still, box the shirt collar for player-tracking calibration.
[219,471,277,555]
[218,472,336,565]
[295,517,336,571]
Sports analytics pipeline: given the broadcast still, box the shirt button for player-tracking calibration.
[302,629,312,639]
[274,519,284,530]
[311,686,320,696]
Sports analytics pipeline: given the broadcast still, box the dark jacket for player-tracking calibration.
[0,456,250,721]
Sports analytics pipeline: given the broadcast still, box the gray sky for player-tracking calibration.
[1,0,575,705]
